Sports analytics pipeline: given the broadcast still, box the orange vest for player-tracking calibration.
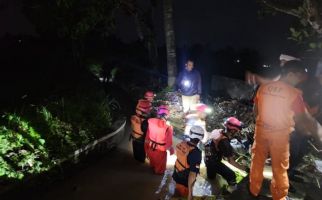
[130,115,145,139]
[136,99,152,116]
[146,118,172,151]
[255,81,302,132]
[175,141,195,172]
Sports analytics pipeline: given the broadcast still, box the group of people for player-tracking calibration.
[129,59,249,200]
[130,57,322,200]
[246,55,322,200]
[130,89,247,199]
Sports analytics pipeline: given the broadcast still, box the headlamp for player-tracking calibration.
[182,79,191,88]
[205,107,212,114]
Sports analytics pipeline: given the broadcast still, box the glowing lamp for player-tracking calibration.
[182,80,191,88]
[205,107,212,114]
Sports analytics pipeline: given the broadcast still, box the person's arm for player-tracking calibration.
[252,86,259,116]
[140,119,149,136]
[227,156,246,171]
[292,94,322,142]
[294,109,322,142]
[187,171,197,200]
[187,149,201,200]
[166,126,174,154]
[220,139,246,171]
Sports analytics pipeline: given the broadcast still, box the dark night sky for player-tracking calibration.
[1,0,297,59]
[116,0,297,60]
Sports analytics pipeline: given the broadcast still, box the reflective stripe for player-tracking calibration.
[148,140,166,151]
[133,130,143,136]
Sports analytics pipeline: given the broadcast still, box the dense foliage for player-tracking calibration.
[0,86,118,181]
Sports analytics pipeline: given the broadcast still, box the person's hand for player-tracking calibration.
[169,147,175,155]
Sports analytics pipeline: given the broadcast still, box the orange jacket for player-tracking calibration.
[145,118,173,151]
[175,141,195,172]
[254,81,303,132]
[136,99,152,116]
[130,115,145,139]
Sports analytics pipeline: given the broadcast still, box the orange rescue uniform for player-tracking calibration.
[145,118,173,174]
[250,81,305,200]
[173,141,195,197]
[130,99,152,162]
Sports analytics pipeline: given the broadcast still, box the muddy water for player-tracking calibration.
[35,125,216,200]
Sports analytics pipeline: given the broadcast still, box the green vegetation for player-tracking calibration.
[0,88,119,181]
[0,114,51,180]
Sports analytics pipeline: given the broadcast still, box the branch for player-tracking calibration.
[261,0,301,18]
[306,0,322,34]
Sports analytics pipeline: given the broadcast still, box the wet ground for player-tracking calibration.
[2,123,322,200]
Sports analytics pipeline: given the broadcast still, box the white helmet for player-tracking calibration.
[189,125,204,140]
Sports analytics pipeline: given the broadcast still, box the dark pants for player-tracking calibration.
[206,159,236,185]
[289,131,309,176]
[132,139,145,163]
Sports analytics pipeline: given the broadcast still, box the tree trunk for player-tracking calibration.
[163,0,177,87]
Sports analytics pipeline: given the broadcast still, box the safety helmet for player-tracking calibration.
[157,105,170,116]
[189,125,204,140]
[224,117,243,131]
[136,99,152,115]
[144,91,155,100]
[195,103,207,112]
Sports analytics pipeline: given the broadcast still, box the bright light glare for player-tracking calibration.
[205,108,212,114]
[183,80,191,87]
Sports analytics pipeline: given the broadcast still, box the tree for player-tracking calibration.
[23,0,136,66]
[123,0,159,71]
[163,0,177,87]
[258,0,322,51]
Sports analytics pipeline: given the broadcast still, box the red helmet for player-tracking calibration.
[224,117,243,131]
[136,99,152,115]
[144,91,155,100]
[195,103,207,112]
[157,105,169,116]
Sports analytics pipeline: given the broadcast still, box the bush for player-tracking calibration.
[0,114,51,180]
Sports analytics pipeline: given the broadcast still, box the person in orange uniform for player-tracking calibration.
[172,125,204,200]
[130,91,155,162]
[249,60,319,200]
[145,105,174,174]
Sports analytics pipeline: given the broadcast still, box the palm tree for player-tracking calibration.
[163,0,177,87]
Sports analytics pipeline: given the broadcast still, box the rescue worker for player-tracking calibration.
[144,90,155,102]
[172,125,204,200]
[249,60,322,200]
[184,103,210,143]
[130,95,153,162]
[176,59,202,114]
[145,105,174,174]
[135,91,155,118]
[204,117,246,194]
[130,91,155,162]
